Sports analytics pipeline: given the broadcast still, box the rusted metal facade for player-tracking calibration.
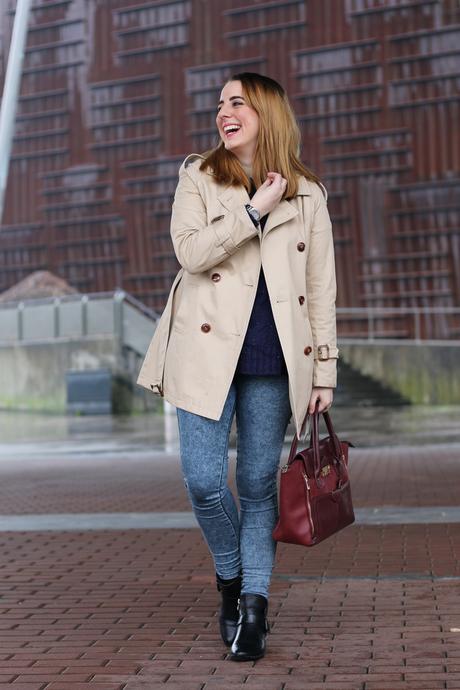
[0,0,459,338]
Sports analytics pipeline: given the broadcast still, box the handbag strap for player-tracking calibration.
[288,401,344,481]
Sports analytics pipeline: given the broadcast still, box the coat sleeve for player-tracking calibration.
[170,162,259,274]
[306,183,339,388]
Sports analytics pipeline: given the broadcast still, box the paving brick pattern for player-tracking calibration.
[0,445,460,687]
[1,444,460,515]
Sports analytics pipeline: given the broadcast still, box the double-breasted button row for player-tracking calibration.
[201,323,211,333]
[304,346,312,356]
[297,242,305,252]
[211,273,221,282]
[298,295,305,305]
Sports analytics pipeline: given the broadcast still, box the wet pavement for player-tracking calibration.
[1,402,460,458]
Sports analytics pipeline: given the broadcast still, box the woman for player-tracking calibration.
[137,72,339,661]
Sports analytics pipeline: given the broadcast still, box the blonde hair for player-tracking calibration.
[199,72,322,200]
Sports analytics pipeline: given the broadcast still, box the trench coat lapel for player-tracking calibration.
[263,200,298,236]
[216,175,310,237]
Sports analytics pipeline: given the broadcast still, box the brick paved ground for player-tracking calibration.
[0,440,460,689]
[1,443,460,514]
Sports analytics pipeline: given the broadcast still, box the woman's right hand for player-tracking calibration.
[250,172,288,217]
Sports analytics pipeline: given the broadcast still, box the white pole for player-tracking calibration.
[0,0,33,226]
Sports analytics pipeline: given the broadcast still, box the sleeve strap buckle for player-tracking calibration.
[318,344,330,361]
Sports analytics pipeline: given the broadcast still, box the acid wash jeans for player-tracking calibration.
[176,373,292,599]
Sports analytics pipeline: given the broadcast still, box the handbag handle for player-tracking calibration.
[310,403,344,481]
[287,401,344,480]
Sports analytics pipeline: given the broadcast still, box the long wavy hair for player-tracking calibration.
[199,72,322,200]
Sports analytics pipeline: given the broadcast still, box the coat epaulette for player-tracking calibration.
[182,153,205,169]
[318,181,328,202]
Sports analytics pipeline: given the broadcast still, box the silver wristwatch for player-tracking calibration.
[245,203,261,225]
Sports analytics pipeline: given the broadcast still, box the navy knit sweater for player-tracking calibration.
[235,179,288,376]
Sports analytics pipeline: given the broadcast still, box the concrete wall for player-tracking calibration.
[0,337,157,413]
[1,337,458,412]
[339,342,460,405]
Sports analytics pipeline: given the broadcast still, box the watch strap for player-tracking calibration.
[245,203,261,224]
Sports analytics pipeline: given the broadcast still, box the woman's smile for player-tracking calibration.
[224,127,241,139]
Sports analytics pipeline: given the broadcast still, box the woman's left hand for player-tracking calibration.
[308,387,333,414]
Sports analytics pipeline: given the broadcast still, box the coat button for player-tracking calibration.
[304,346,312,355]
[298,295,305,305]
[201,323,211,333]
[297,242,305,252]
[211,273,221,282]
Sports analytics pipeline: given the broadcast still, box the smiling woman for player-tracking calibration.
[137,71,339,663]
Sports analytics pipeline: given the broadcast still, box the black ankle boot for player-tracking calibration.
[216,572,242,647]
[230,593,269,661]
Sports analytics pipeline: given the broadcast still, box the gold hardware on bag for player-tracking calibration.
[320,464,331,477]
[302,472,315,537]
[281,464,289,473]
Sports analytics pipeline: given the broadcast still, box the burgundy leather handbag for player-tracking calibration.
[272,402,355,547]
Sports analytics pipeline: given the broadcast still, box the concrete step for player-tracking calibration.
[335,359,410,406]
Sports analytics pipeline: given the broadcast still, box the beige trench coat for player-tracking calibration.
[137,153,339,438]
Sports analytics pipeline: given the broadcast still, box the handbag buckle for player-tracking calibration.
[318,344,330,361]
[320,464,331,477]
[281,463,289,473]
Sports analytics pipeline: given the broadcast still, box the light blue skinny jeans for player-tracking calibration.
[176,373,292,599]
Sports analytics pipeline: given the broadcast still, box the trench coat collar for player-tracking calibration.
[216,175,311,236]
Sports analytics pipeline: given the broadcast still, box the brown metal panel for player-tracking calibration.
[0,0,459,339]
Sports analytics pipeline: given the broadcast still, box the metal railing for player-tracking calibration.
[1,296,458,349]
[337,306,460,342]
[0,290,159,356]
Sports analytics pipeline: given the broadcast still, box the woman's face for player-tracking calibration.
[216,80,259,159]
